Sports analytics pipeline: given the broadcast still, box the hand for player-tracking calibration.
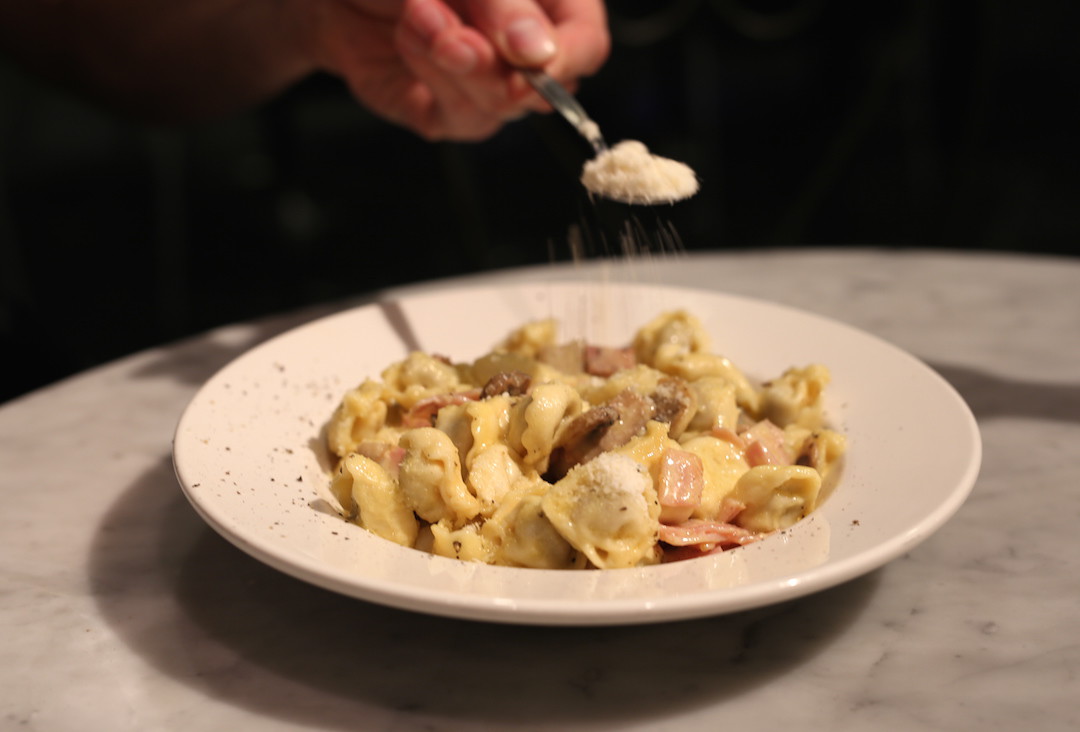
[296,0,610,141]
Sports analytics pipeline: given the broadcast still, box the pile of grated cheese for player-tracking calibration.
[581,140,699,205]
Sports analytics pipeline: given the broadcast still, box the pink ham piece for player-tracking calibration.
[584,345,636,377]
[739,419,792,467]
[658,519,759,557]
[711,426,747,451]
[715,496,747,523]
[657,449,704,524]
[400,389,481,428]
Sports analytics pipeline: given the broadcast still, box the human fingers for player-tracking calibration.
[454,0,608,110]
[399,0,482,75]
[459,0,559,68]
[399,0,538,124]
[536,0,610,81]
[395,6,511,139]
[299,0,495,140]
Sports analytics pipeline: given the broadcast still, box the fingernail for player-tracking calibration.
[505,18,556,65]
[434,39,477,75]
[407,0,447,41]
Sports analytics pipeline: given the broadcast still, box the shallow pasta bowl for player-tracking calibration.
[173,281,981,625]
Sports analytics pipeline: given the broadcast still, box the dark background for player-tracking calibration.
[1,0,1076,403]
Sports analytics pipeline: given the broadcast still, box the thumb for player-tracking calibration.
[464,0,557,67]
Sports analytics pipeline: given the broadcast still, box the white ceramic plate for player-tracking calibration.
[174,282,980,625]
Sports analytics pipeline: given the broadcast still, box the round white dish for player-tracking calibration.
[173,281,981,625]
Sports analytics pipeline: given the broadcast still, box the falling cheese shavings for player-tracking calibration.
[581,140,699,205]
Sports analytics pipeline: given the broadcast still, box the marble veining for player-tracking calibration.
[1,249,1078,731]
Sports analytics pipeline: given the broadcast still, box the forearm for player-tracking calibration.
[0,0,316,122]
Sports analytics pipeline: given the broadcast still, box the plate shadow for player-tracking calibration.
[89,456,880,729]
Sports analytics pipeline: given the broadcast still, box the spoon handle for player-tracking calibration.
[522,70,607,154]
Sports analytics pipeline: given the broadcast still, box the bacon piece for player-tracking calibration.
[711,426,747,451]
[739,419,792,467]
[354,442,406,479]
[657,449,704,525]
[584,345,636,376]
[401,389,481,428]
[715,496,747,523]
[481,371,531,398]
[658,519,759,550]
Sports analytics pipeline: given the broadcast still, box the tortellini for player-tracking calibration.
[541,453,660,569]
[729,465,822,532]
[327,380,390,457]
[494,491,580,569]
[323,311,846,568]
[759,364,831,430]
[382,352,464,410]
[398,428,480,527]
[506,383,583,472]
[331,453,418,547]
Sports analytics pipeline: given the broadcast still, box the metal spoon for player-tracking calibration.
[522,70,607,154]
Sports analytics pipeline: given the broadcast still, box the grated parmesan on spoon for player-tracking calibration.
[581,140,699,205]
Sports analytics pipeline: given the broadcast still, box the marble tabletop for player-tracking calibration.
[1,248,1078,731]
